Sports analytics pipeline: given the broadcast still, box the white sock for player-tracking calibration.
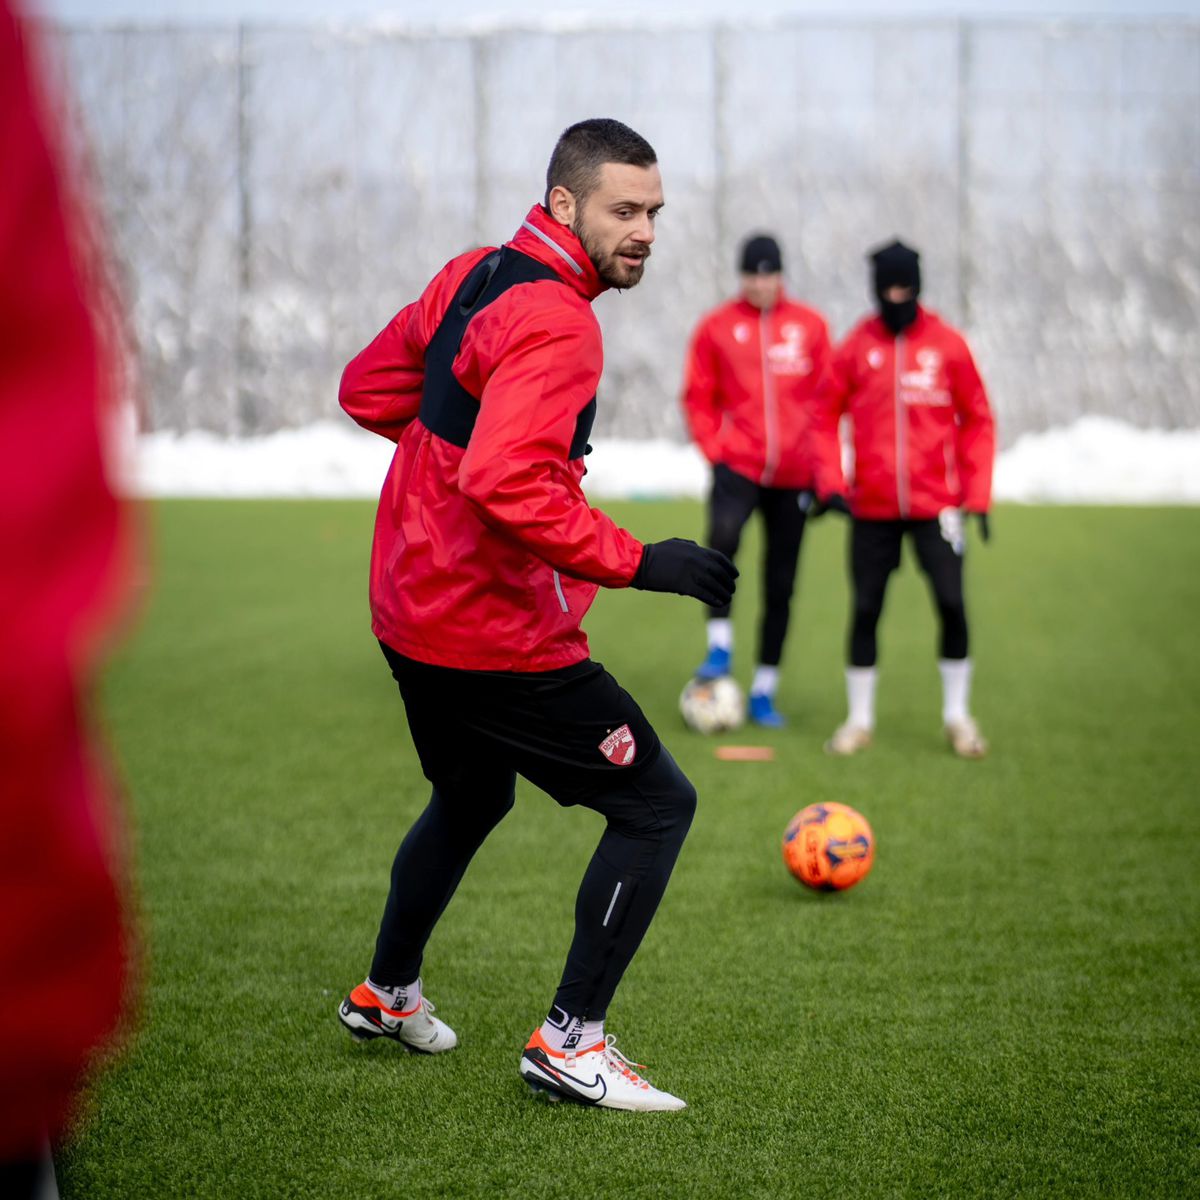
[540,1005,605,1054]
[939,658,972,724]
[367,975,422,1014]
[751,665,778,697]
[706,618,733,652]
[846,666,877,730]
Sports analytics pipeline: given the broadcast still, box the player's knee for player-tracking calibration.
[765,571,797,605]
[616,751,696,845]
[852,601,882,628]
[940,606,969,659]
[938,600,967,630]
[664,773,697,839]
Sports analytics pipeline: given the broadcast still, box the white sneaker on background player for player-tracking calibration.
[825,722,873,756]
[520,1029,686,1111]
[945,715,988,759]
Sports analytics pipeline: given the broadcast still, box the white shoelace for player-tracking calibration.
[601,1035,648,1084]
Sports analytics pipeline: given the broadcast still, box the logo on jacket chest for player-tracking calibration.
[899,347,951,406]
[768,322,812,376]
[732,322,810,375]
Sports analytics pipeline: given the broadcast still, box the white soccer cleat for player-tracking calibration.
[519,1030,687,1112]
[824,722,873,756]
[338,981,458,1053]
[945,716,988,759]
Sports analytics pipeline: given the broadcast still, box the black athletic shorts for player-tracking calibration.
[379,642,663,807]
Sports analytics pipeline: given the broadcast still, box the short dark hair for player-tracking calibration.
[544,118,657,208]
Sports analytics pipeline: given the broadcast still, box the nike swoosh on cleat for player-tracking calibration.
[340,1004,396,1036]
[523,1055,607,1104]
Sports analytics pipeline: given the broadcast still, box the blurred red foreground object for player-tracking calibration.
[0,0,136,1170]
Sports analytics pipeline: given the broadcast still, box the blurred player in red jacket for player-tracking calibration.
[0,4,134,1196]
[681,234,833,726]
[810,240,995,758]
[338,119,736,1111]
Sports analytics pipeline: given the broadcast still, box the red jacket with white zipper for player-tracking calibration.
[339,204,644,672]
[681,294,833,489]
[811,306,995,520]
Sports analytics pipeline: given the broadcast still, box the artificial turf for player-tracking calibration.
[57,499,1200,1198]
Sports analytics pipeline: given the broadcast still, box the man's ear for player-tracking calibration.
[547,184,576,227]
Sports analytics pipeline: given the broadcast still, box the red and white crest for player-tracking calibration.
[598,724,637,767]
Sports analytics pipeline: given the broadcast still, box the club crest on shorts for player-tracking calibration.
[599,724,637,766]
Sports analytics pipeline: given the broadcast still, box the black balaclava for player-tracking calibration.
[870,239,921,335]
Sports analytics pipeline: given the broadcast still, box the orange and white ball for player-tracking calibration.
[782,802,875,892]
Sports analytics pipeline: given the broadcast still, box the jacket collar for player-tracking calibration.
[735,294,789,319]
[509,204,604,301]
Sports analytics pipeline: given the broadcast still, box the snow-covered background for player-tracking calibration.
[44,15,1200,463]
[34,9,1200,502]
[122,417,1200,503]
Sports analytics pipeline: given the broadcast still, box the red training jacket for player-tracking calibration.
[340,204,644,671]
[811,306,995,520]
[681,294,833,489]
[1,1,133,1156]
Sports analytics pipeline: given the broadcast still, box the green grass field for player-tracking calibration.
[58,499,1199,1199]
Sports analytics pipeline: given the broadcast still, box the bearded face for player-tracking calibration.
[563,162,663,290]
[572,208,651,288]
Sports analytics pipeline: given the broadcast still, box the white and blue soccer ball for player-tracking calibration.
[679,676,746,735]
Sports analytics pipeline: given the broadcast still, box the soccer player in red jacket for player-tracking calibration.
[336,119,736,1112]
[810,240,995,758]
[681,234,833,726]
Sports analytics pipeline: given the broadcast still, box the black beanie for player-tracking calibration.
[740,234,782,275]
[870,239,921,296]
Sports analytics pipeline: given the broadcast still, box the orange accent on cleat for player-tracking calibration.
[523,1028,606,1058]
[349,981,421,1019]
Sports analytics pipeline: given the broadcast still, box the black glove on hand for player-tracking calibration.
[971,511,991,543]
[631,539,738,608]
[810,492,851,518]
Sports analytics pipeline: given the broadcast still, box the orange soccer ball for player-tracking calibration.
[782,803,875,892]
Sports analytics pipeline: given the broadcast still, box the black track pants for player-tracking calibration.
[369,645,696,1021]
[848,516,969,667]
[705,463,807,667]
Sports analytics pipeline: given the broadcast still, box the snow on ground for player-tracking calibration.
[121,415,1200,504]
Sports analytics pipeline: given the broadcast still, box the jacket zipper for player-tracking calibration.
[552,570,569,613]
[760,310,779,486]
[894,333,909,518]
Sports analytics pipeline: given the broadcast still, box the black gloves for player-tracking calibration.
[804,492,851,518]
[970,511,991,543]
[631,539,738,608]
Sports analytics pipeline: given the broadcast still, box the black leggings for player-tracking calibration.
[848,517,968,667]
[706,463,807,667]
[370,647,697,1021]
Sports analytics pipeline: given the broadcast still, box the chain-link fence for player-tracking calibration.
[49,18,1200,446]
